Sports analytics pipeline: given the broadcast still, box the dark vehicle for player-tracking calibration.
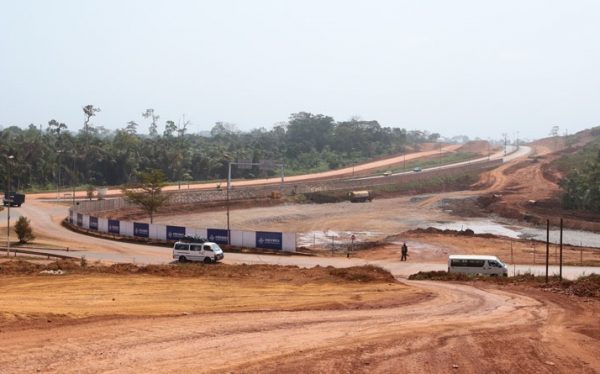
[3,192,25,207]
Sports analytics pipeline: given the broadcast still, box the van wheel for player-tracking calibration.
[179,256,187,263]
[203,257,212,264]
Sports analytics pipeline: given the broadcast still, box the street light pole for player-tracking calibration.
[6,155,14,256]
[56,150,63,201]
[72,154,76,206]
[226,162,231,245]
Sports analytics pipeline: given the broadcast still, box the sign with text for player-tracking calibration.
[133,222,149,238]
[256,231,283,250]
[207,228,229,245]
[108,219,120,234]
[89,216,98,230]
[166,225,186,241]
[76,213,83,227]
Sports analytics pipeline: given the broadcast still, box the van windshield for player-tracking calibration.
[489,260,505,268]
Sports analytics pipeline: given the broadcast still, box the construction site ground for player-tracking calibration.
[1,139,599,373]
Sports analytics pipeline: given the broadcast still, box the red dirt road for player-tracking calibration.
[1,279,597,373]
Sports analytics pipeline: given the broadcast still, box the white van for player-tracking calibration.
[448,255,507,277]
[173,240,224,263]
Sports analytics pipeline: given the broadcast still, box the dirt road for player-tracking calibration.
[1,276,597,373]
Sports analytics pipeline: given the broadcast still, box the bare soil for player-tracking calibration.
[1,260,598,373]
[5,138,599,372]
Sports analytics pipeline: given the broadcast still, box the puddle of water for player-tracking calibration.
[426,219,600,248]
[298,230,382,248]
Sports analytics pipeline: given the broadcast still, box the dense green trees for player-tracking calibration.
[560,147,600,212]
[1,111,433,190]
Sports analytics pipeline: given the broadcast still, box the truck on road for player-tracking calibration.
[3,192,25,207]
[348,190,373,203]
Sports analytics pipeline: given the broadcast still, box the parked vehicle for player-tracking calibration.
[173,239,224,263]
[412,166,422,172]
[448,255,507,277]
[3,192,25,207]
[383,171,392,176]
[348,190,373,203]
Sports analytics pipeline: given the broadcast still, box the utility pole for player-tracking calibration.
[56,150,63,201]
[6,155,14,256]
[502,133,508,156]
[226,159,286,245]
[227,162,231,245]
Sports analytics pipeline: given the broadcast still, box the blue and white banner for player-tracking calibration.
[76,213,83,227]
[207,228,229,245]
[256,231,283,250]
[89,216,98,230]
[133,222,149,238]
[108,219,120,234]
[166,225,186,241]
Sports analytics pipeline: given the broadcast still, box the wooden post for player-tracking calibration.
[545,219,550,284]
[511,240,515,277]
[559,218,563,281]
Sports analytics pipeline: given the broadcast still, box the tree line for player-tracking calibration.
[1,108,440,191]
[559,129,600,212]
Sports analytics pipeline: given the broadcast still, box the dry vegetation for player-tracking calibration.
[408,271,600,298]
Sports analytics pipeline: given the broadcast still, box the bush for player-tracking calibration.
[14,216,35,243]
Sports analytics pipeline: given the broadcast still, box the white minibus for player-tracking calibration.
[173,240,224,263]
[448,255,508,277]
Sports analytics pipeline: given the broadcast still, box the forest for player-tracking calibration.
[558,128,600,212]
[0,109,440,191]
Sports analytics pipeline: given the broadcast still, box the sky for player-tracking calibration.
[1,0,599,140]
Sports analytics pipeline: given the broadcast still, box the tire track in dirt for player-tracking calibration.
[0,281,544,373]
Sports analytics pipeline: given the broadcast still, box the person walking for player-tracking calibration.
[401,242,408,261]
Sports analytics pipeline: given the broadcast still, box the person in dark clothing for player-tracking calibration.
[401,242,408,261]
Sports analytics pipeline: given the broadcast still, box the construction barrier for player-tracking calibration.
[68,209,296,252]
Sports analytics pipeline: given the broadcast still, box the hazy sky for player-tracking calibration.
[1,0,599,140]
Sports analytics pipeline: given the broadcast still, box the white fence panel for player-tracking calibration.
[98,218,108,233]
[242,231,256,248]
[82,215,90,229]
[150,224,166,241]
[230,230,243,247]
[282,233,296,252]
[186,227,207,239]
[120,221,134,237]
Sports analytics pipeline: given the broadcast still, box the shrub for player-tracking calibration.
[14,216,35,243]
